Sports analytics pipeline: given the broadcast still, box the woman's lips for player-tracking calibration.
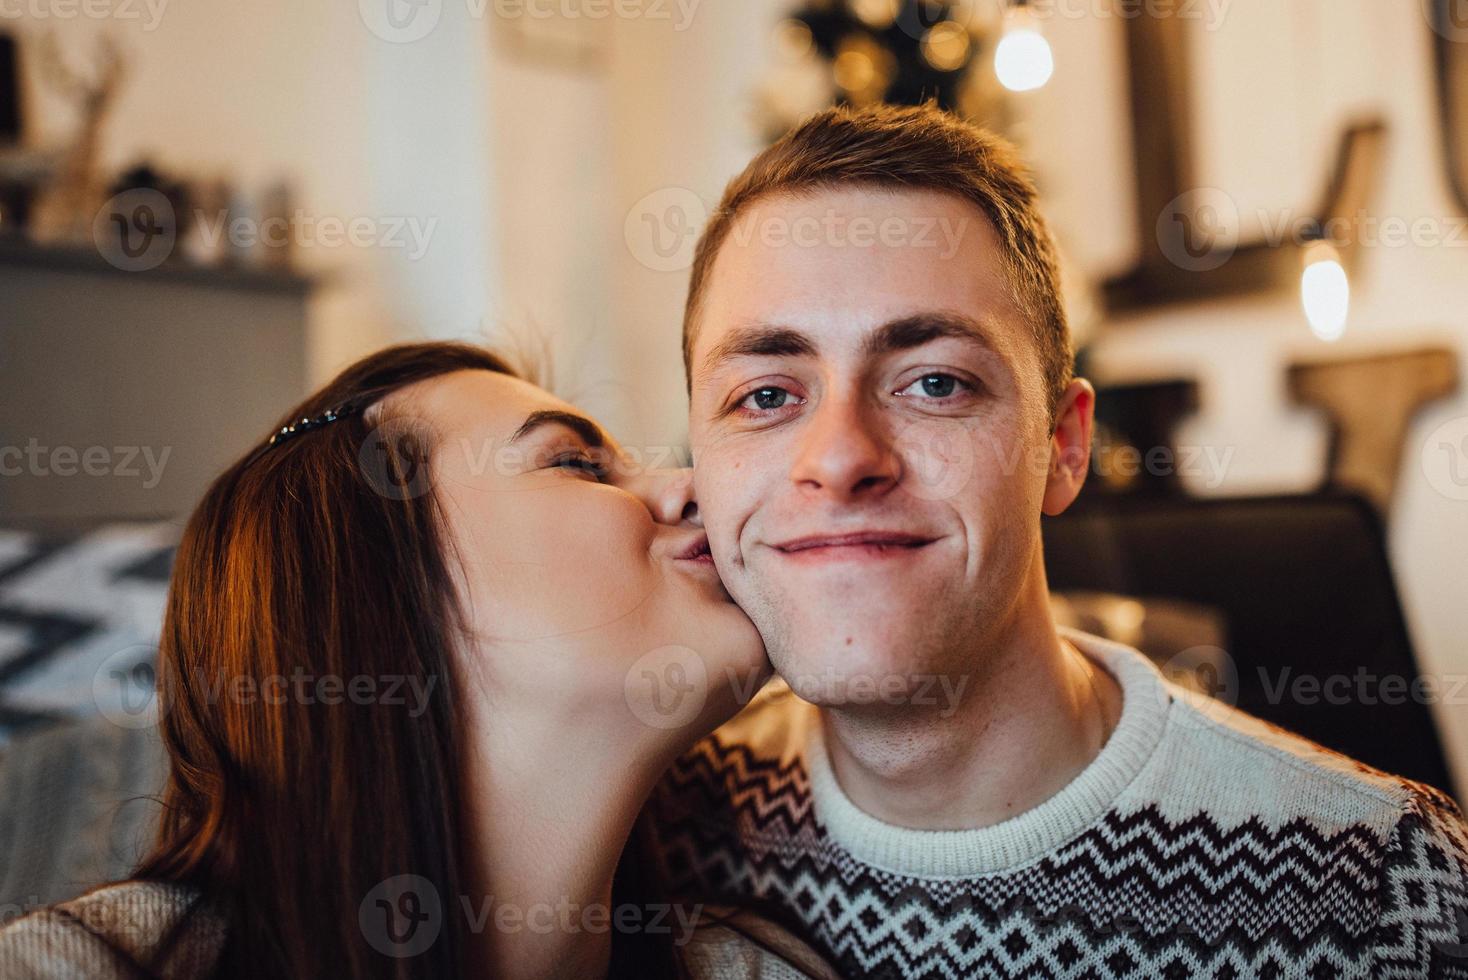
[669,533,730,599]
[670,533,718,576]
[674,534,714,562]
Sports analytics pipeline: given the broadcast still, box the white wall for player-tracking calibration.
[17,0,499,380]
[483,0,784,447]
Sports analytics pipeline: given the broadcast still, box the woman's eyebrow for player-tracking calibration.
[510,410,608,448]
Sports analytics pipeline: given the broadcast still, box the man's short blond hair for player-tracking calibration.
[682,102,1072,419]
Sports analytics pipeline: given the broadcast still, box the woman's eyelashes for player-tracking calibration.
[546,450,609,481]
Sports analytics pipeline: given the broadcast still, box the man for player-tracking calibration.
[647,103,1468,978]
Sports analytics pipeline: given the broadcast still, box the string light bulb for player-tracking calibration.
[921,20,971,72]
[1301,239,1350,342]
[849,0,900,30]
[994,0,1054,93]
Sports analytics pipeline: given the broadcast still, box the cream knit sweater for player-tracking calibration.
[0,882,836,978]
[647,628,1468,979]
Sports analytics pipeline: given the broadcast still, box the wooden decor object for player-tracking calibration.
[1103,2,1387,312]
[1287,348,1459,511]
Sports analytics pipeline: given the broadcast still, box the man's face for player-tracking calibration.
[687,186,1062,704]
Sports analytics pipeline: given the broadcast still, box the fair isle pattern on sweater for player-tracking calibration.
[647,630,1468,979]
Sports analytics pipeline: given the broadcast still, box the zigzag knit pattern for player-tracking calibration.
[647,632,1468,979]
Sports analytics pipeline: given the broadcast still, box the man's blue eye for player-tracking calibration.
[920,375,957,397]
[901,375,965,399]
[749,387,789,410]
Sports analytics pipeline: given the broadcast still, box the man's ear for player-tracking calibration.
[1042,378,1095,517]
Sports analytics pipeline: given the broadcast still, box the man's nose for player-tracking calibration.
[789,393,899,501]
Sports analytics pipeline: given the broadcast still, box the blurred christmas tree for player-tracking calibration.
[754,0,1013,143]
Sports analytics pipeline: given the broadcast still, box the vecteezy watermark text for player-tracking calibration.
[194,669,438,718]
[359,874,706,959]
[0,440,169,489]
[93,655,441,731]
[0,0,168,31]
[358,0,702,44]
[94,189,439,273]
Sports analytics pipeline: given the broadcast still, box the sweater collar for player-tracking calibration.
[804,627,1171,878]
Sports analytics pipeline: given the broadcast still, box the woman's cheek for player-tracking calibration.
[534,500,657,636]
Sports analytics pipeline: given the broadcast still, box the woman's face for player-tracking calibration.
[388,369,766,738]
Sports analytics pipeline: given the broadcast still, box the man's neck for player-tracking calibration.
[820,603,1122,832]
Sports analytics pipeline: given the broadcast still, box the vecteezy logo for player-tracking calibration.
[358,416,436,501]
[1155,188,1240,273]
[359,0,442,43]
[93,190,176,272]
[1157,644,1238,727]
[1436,906,1468,960]
[1422,416,1468,502]
[893,0,975,42]
[624,646,708,730]
[92,644,161,730]
[1423,0,1468,42]
[894,418,975,502]
[380,894,428,942]
[359,874,442,958]
[624,187,708,273]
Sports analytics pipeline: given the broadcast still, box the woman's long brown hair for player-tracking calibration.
[133,342,690,979]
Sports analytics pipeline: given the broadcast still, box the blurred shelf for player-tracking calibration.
[0,242,311,523]
[0,237,312,296]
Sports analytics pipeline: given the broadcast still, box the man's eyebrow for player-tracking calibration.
[510,410,607,448]
[861,312,1004,359]
[698,314,1005,380]
[700,326,818,375]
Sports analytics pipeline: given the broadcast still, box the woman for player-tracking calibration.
[0,343,836,980]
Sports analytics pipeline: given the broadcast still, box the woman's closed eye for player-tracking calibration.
[548,451,609,481]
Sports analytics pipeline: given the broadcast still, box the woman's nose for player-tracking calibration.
[631,466,700,526]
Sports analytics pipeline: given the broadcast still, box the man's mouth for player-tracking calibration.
[770,531,936,562]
